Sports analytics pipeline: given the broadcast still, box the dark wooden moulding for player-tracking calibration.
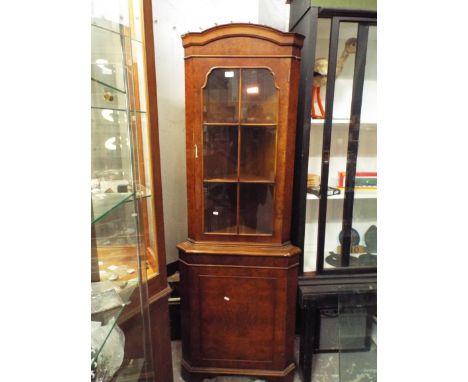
[178,24,304,382]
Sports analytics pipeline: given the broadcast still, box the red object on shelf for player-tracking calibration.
[338,171,377,188]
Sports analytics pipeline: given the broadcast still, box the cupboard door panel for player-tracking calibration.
[198,275,276,362]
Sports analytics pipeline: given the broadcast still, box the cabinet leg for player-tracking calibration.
[299,306,316,382]
[180,366,206,382]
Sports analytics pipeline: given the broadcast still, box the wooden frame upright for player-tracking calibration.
[177,24,304,382]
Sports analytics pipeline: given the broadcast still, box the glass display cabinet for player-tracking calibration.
[91,1,173,381]
[178,24,304,382]
[289,3,377,382]
[289,5,377,275]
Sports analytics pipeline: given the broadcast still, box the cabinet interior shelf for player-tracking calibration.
[91,21,142,44]
[204,177,275,183]
[92,77,126,95]
[310,119,377,128]
[203,123,277,127]
[91,106,146,114]
[92,189,151,224]
[306,190,377,200]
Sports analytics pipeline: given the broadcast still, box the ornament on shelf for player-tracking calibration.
[311,38,357,119]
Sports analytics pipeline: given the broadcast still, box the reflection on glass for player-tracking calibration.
[135,114,159,273]
[94,201,139,247]
[239,184,274,234]
[92,109,133,187]
[338,285,377,382]
[202,68,278,236]
[204,183,237,233]
[203,125,238,180]
[241,69,278,123]
[240,126,276,181]
[91,0,130,35]
[91,26,127,93]
[130,40,147,112]
[204,69,239,123]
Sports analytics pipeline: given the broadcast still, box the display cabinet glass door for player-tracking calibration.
[303,17,377,273]
[91,0,159,380]
[203,68,277,235]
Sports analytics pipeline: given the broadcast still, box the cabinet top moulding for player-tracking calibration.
[181,23,304,59]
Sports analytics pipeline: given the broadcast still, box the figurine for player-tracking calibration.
[312,38,357,119]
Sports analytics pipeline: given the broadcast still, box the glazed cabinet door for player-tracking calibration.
[202,68,278,237]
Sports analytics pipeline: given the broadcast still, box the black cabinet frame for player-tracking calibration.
[289,5,377,276]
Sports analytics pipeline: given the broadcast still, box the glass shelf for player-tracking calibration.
[92,106,147,114]
[92,77,127,95]
[92,192,133,224]
[92,78,127,111]
[92,188,151,224]
[91,21,143,44]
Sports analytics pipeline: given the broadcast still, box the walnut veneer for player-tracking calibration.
[178,24,304,382]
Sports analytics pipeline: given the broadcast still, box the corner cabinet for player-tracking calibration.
[177,24,304,382]
[91,0,173,381]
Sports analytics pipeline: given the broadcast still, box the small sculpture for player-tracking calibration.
[312,38,357,119]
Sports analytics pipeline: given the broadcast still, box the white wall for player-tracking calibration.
[152,0,291,264]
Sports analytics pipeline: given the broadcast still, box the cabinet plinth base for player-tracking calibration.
[181,359,296,382]
[178,242,300,382]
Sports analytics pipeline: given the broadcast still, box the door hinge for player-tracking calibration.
[194,144,198,158]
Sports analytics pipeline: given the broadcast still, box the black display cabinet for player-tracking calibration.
[288,2,377,381]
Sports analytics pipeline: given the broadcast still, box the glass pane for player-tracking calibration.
[91,108,133,191]
[133,113,159,275]
[323,22,362,270]
[350,25,377,268]
[91,1,154,379]
[127,41,147,111]
[203,125,238,180]
[241,69,278,124]
[92,78,127,110]
[204,183,237,233]
[91,0,130,35]
[91,25,127,93]
[338,285,377,382]
[203,69,240,123]
[239,184,274,235]
[332,22,358,120]
[240,126,276,181]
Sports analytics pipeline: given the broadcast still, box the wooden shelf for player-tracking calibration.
[310,119,377,127]
[307,190,377,200]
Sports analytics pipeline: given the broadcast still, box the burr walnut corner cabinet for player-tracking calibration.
[177,24,304,382]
